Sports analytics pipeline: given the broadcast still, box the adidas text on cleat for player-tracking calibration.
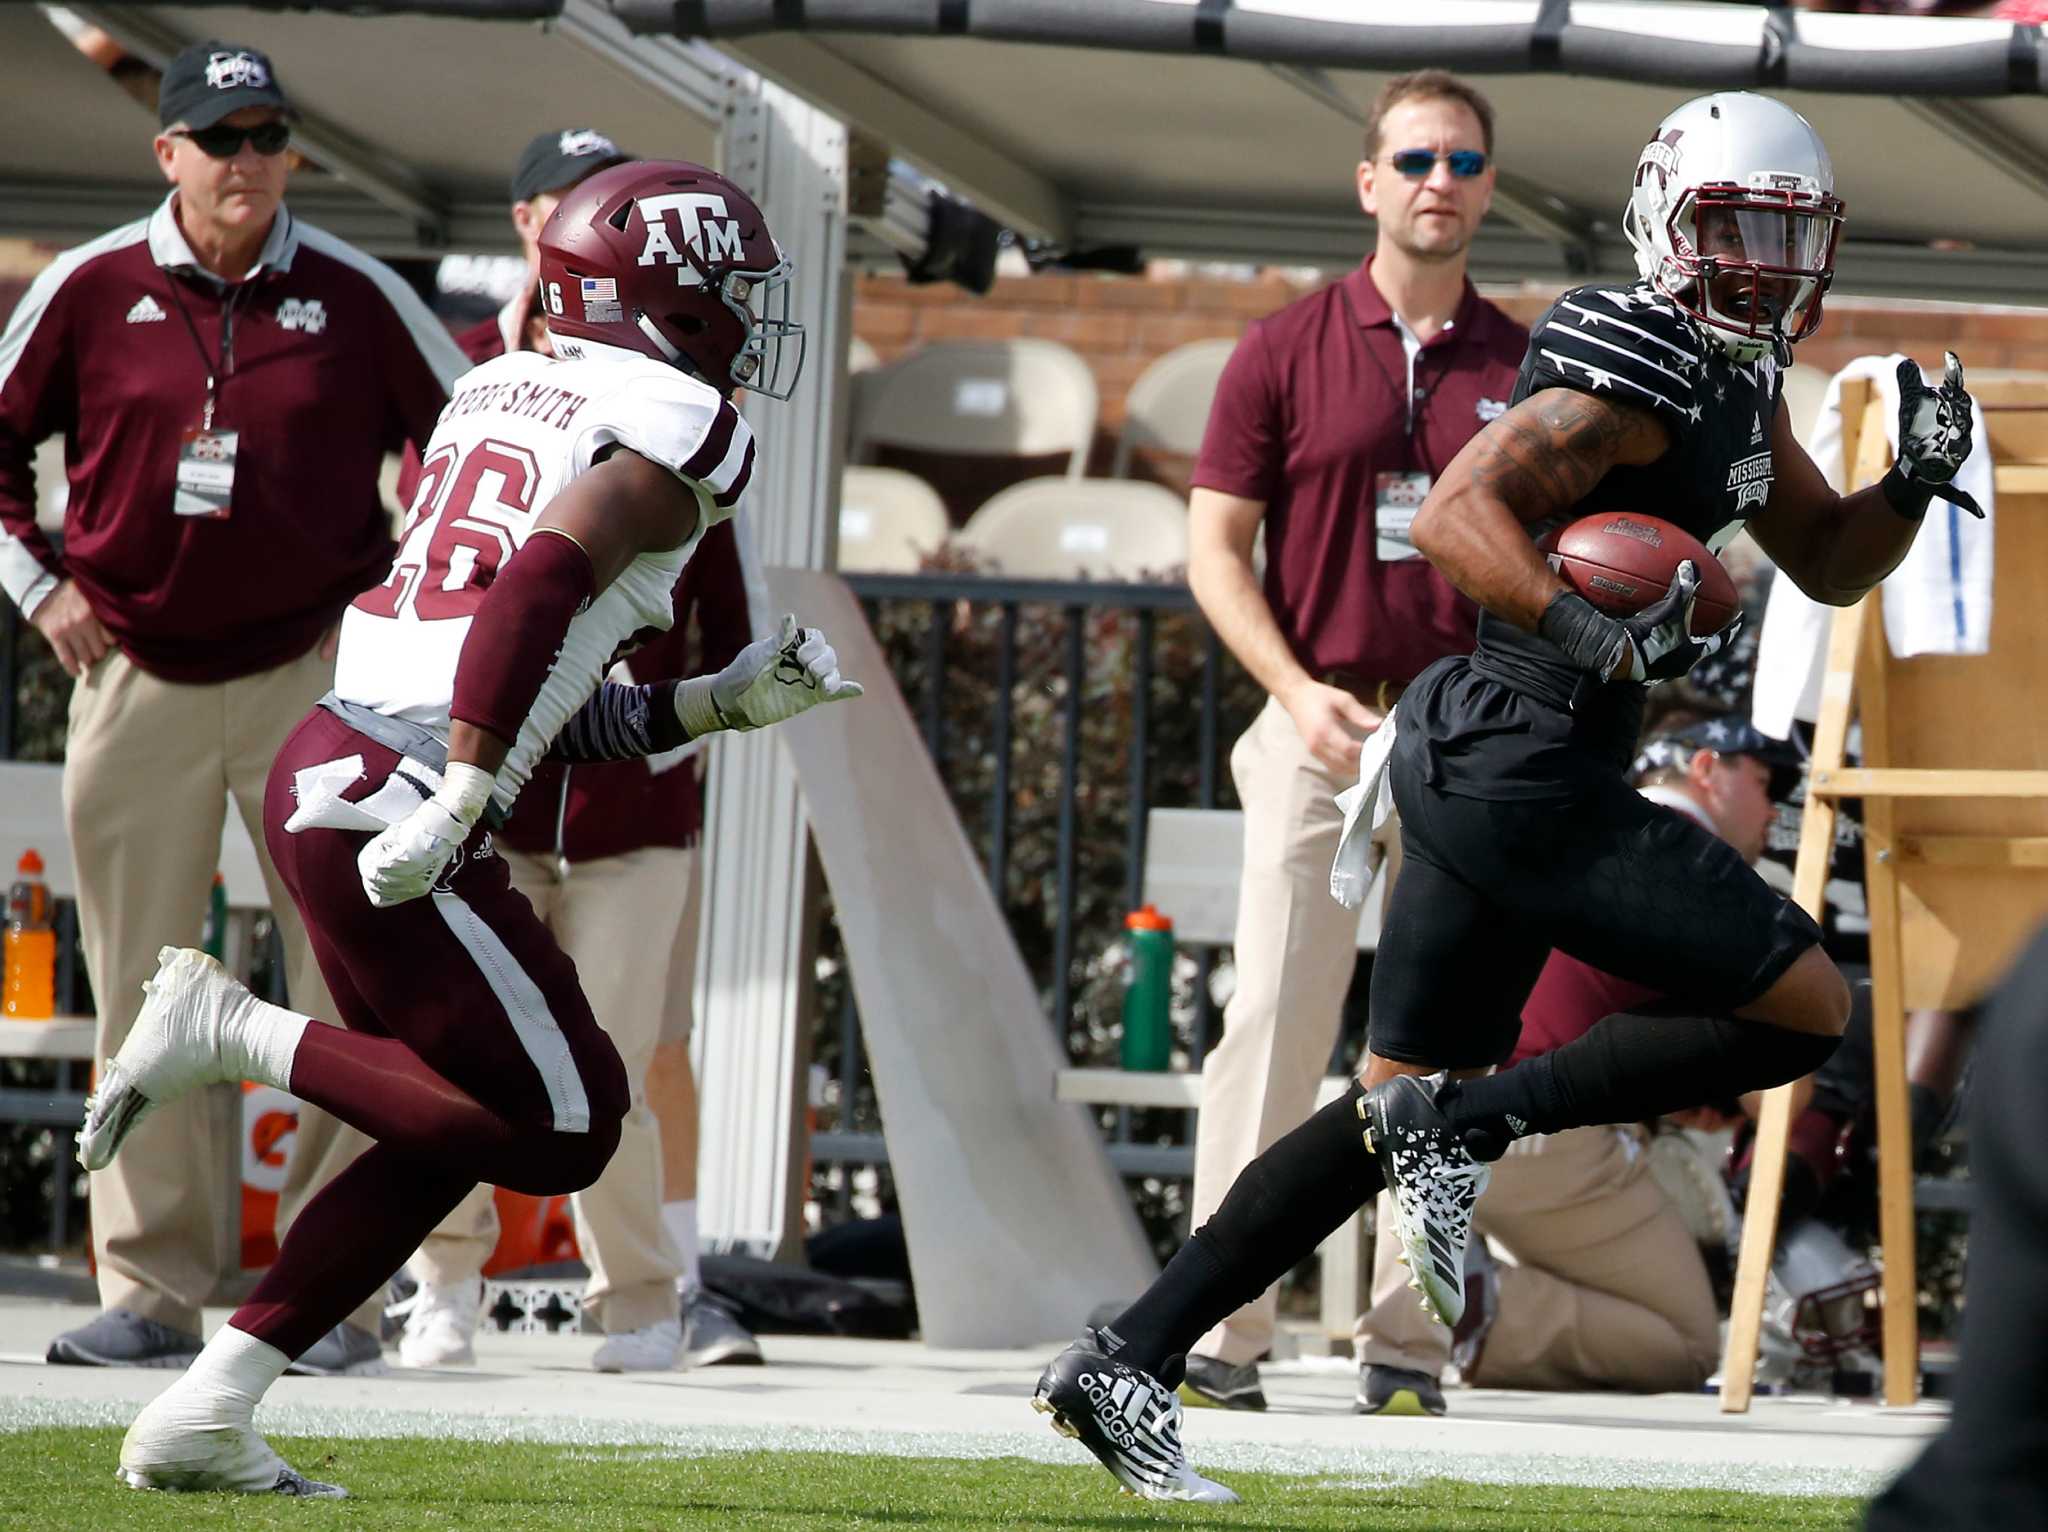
[1031,1331,1238,1503]
[1365,1071,1491,1329]
[79,947,281,1172]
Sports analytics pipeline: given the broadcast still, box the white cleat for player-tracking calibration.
[397,1281,483,1369]
[80,947,259,1172]
[119,1393,346,1498]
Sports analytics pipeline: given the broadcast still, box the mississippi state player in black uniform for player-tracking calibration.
[1032,91,1984,1502]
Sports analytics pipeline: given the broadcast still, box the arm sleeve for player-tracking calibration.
[546,679,689,761]
[0,263,77,617]
[1190,323,1282,502]
[449,531,595,746]
[1521,287,1699,438]
[579,377,755,526]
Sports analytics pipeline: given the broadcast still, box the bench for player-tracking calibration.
[1054,807,1390,1345]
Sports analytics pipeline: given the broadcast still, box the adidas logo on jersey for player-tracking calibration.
[125,295,167,324]
[1751,411,1764,444]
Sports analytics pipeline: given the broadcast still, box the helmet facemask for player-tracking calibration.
[1664,183,1842,363]
[635,248,805,402]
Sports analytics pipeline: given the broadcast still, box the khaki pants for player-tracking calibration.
[67,646,376,1337]
[1188,696,1398,1366]
[411,844,696,1334]
[1360,1126,1720,1392]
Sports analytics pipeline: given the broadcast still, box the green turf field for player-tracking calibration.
[0,1429,1864,1530]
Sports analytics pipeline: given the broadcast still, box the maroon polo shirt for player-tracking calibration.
[0,195,464,682]
[451,300,756,863]
[1193,257,1528,684]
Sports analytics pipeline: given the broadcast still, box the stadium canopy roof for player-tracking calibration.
[613,0,2048,305]
[2,1,723,257]
[12,0,2048,303]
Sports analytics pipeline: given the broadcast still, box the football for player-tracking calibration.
[1547,512,1740,638]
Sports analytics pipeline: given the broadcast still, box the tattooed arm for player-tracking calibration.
[1409,387,1672,631]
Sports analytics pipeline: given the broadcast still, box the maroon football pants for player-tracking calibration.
[230,708,628,1359]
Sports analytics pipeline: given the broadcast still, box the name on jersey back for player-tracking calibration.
[442,375,591,433]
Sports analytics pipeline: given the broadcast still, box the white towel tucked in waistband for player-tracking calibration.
[1330,704,1401,911]
[283,754,444,835]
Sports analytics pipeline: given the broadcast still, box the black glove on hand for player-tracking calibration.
[1885,350,1984,521]
[1539,560,1741,684]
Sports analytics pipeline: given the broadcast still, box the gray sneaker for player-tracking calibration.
[284,1322,387,1378]
[1178,1353,1267,1411]
[1356,1363,1447,1417]
[681,1286,763,1367]
[46,1308,200,1369]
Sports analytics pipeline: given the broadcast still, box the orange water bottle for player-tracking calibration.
[4,849,56,1020]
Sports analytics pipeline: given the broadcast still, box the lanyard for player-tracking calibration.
[163,277,245,431]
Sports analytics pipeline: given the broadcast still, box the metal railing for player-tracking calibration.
[817,571,1255,1201]
[1,572,1263,1212]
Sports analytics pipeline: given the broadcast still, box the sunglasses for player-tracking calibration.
[1387,148,1488,179]
[174,122,291,159]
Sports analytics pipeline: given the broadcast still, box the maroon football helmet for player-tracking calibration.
[536,159,805,399]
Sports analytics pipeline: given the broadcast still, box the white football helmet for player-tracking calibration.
[1623,92,1844,363]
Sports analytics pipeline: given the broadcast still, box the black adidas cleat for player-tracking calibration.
[1031,1330,1238,1502]
[1365,1072,1492,1329]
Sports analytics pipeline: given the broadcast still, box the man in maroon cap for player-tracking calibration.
[0,37,466,1374]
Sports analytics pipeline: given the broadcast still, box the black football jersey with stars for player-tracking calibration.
[1405,282,1785,799]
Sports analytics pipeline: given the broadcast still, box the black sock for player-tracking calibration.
[1446,1011,1841,1143]
[1102,1080,1384,1380]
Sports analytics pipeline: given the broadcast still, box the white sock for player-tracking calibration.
[663,1200,701,1293]
[225,996,310,1094]
[172,1323,291,1420]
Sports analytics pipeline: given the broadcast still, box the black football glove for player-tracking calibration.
[1886,350,1983,521]
[1539,560,1742,685]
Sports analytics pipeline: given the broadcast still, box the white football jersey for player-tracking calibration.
[334,347,754,806]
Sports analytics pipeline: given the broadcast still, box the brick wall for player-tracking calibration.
[852,267,2048,497]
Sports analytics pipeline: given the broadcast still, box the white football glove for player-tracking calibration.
[357,762,495,908]
[673,613,863,737]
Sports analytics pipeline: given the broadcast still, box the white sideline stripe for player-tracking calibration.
[1548,320,1694,388]
[1538,349,1685,417]
[431,888,590,1133]
[1558,299,1695,361]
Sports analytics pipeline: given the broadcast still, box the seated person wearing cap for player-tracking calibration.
[1356,714,1793,1409]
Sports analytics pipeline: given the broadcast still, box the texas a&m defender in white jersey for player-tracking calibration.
[334,342,750,814]
[87,161,858,1500]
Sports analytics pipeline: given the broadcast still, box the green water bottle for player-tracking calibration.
[1120,904,1175,1072]
[202,872,228,962]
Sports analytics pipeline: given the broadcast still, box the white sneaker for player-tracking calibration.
[397,1281,482,1369]
[591,1317,681,1373]
[119,1382,345,1497]
[80,948,272,1172]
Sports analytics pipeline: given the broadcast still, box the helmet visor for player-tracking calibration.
[1680,184,1843,343]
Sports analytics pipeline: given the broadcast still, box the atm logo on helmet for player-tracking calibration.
[634,192,746,275]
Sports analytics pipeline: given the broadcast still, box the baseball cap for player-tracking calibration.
[158,41,290,131]
[511,129,631,204]
[1631,715,1802,797]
